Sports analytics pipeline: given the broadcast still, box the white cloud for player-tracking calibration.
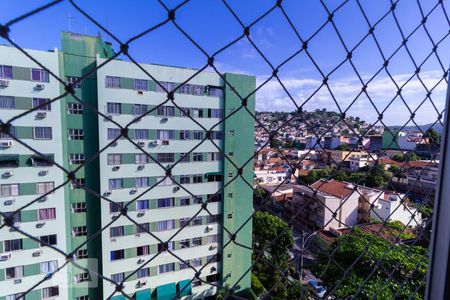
[255,70,447,124]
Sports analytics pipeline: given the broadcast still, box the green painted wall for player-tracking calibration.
[221,73,255,292]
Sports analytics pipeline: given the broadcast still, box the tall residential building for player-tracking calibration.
[0,32,255,300]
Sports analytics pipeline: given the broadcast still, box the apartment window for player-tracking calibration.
[180,197,190,206]
[208,234,220,244]
[209,108,223,118]
[71,202,86,213]
[34,127,52,139]
[158,176,173,186]
[179,130,190,140]
[179,84,191,94]
[158,263,175,274]
[192,85,203,96]
[207,174,223,182]
[109,178,123,190]
[110,226,124,237]
[37,182,55,195]
[156,219,175,231]
[180,153,190,163]
[191,108,203,118]
[110,250,125,261]
[191,258,202,267]
[180,260,190,270]
[212,131,223,140]
[134,79,148,91]
[40,260,58,274]
[157,198,174,208]
[136,223,149,234]
[136,199,150,210]
[208,86,224,97]
[158,241,175,253]
[0,184,19,197]
[73,226,87,237]
[206,273,220,283]
[207,193,221,203]
[133,104,148,115]
[193,153,203,162]
[192,217,203,226]
[156,106,175,117]
[111,273,124,283]
[0,125,15,139]
[193,175,203,184]
[207,214,219,224]
[135,129,149,140]
[107,128,121,140]
[75,272,90,283]
[137,268,150,279]
[157,129,174,140]
[208,152,222,161]
[68,129,84,140]
[68,103,83,114]
[192,131,203,140]
[137,245,150,256]
[135,177,149,188]
[75,296,89,300]
[107,102,121,114]
[4,239,23,251]
[5,266,23,279]
[109,202,123,213]
[42,286,59,299]
[157,153,174,163]
[76,249,88,259]
[192,237,202,247]
[179,107,190,117]
[180,175,190,184]
[107,154,122,165]
[135,153,149,164]
[0,65,13,79]
[180,239,190,248]
[0,156,18,169]
[69,153,85,165]
[180,218,190,227]
[0,96,15,109]
[31,68,49,82]
[105,76,120,88]
[66,76,82,88]
[156,81,174,92]
[38,208,56,220]
[71,178,85,189]
[3,211,21,224]
[40,234,57,246]
[32,98,51,111]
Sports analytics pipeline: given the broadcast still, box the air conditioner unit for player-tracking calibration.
[36,112,47,119]
[206,225,213,232]
[162,140,169,145]
[38,170,48,176]
[36,221,46,228]
[209,244,218,250]
[161,117,168,122]
[35,84,45,90]
[135,233,141,237]
[137,164,145,170]
[173,186,180,192]
[137,258,145,264]
[0,140,13,148]
[112,166,120,171]
[37,196,47,202]
[151,140,161,146]
[13,279,22,284]
[0,80,9,87]
[138,279,147,286]
[130,188,137,194]
[3,170,13,177]
[32,250,42,257]
[110,238,116,242]
[0,252,11,261]
[3,199,15,206]
[137,141,146,147]
[104,190,112,196]
[137,211,145,217]
[111,141,117,147]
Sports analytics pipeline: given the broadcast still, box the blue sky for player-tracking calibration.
[2,0,449,125]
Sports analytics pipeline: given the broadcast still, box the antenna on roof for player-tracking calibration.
[67,11,73,32]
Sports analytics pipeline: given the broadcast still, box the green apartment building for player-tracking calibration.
[0,32,255,300]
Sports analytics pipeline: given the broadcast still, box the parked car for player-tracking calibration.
[308,279,327,298]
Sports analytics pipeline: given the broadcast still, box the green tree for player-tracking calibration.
[336,143,350,151]
[424,128,440,144]
[253,211,294,267]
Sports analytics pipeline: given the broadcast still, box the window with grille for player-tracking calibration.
[67,103,83,114]
[157,129,174,140]
[191,258,202,267]
[0,96,15,109]
[106,102,121,114]
[136,199,150,210]
[108,178,123,190]
[36,182,54,195]
[155,81,174,92]
[180,175,190,184]
[137,245,150,256]
[136,223,149,234]
[157,153,174,163]
[41,286,59,299]
[135,153,149,164]
[109,202,123,213]
[5,266,23,279]
[73,226,87,237]
[32,98,51,111]
[156,219,175,231]
[0,65,13,79]
[107,128,121,140]
[69,153,85,165]
[4,239,23,251]
[134,129,149,140]
[208,152,222,161]
[192,237,202,247]
[180,153,190,163]
[111,272,124,283]
[38,208,56,220]
[193,175,203,184]
[180,239,190,248]
[75,272,90,283]
[33,127,52,139]
[156,106,175,117]
[0,184,19,197]
[192,85,203,95]
[76,249,88,259]
[158,263,175,274]
[192,130,203,140]
[179,84,190,94]
[71,202,86,213]
[40,260,58,274]
[133,79,148,91]
[71,178,85,189]
[40,234,57,246]
[180,197,190,206]
[137,268,150,279]
[180,260,190,270]
[133,104,148,115]
[31,68,49,82]
[208,234,220,244]
[193,152,203,162]
[107,154,122,165]
[157,198,174,208]
[135,177,149,188]
[66,76,82,88]
[110,226,124,237]
[68,128,84,140]
[179,130,190,140]
[105,76,120,88]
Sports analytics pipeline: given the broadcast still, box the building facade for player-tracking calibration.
[0,32,255,300]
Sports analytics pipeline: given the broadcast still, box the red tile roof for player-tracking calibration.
[311,179,354,198]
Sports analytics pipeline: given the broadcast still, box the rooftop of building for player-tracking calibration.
[310,179,355,198]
